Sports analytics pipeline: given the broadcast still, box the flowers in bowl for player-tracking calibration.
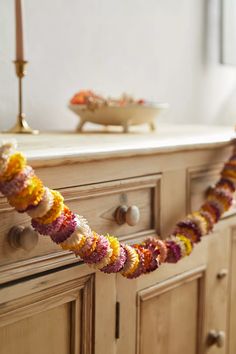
[69,90,168,133]
[70,90,146,111]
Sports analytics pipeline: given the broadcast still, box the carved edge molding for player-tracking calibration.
[0,175,162,211]
[0,249,79,285]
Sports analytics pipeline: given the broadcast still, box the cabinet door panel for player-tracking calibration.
[203,230,230,354]
[0,266,94,354]
[0,303,71,354]
[137,268,204,354]
[229,229,236,354]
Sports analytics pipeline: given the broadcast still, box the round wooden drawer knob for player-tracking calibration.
[217,269,228,279]
[207,330,225,348]
[126,206,140,226]
[115,205,140,226]
[8,226,39,252]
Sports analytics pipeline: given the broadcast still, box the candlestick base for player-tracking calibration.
[3,114,38,134]
[2,60,39,134]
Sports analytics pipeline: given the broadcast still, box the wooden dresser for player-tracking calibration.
[0,125,235,354]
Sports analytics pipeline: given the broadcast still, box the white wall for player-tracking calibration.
[1,0,236,131]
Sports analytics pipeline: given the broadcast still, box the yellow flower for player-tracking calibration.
[60,233,86,251]
[176,234,192,256]
[34,190,64,224]
[0,152,26,181]
[106,235,120,263]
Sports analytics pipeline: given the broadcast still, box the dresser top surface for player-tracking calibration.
[0,124,235,164]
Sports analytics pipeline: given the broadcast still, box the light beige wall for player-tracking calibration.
[0,0,236,131]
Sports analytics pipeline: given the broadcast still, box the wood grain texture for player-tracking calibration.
[0,265,94,354]
[116,238,208,354]
[202,230,231,354]
[0,175,160,283]
[229,229,236,354]
[0,125,234,166]
[116,273,137,354]
[0,304,71,354]
[94,271,116,354]
[0,130,235,354]
[187,163,236,218]
[137,267,205,354]
[33,146,233,190]
[60,175,161,242]
[160,168,186,237]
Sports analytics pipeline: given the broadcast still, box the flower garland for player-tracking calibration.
[0,141,235,279]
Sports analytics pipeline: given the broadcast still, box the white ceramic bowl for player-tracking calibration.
[69,102,169,133]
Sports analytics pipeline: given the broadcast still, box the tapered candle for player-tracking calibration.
[15,0,25,61]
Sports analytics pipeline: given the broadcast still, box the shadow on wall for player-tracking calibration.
[202,0,218,66]
[199,0,236,125]
[216,85,236,124]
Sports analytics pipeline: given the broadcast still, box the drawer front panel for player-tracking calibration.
[64,175,161,242]
[0,175,161,282]
[187,164,236,217]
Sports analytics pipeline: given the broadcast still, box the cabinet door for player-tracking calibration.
[116,229,231,354]
[202,228,231,354]
[137,270,204,354]
[229,227,236,354]
[0,263,116,354]
[116,238,207,354]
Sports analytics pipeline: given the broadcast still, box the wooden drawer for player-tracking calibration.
[0,174,161,283]
[187,164,236,217]
[64,175,161,242]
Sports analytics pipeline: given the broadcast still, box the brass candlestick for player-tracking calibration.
[4,60,38,134]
